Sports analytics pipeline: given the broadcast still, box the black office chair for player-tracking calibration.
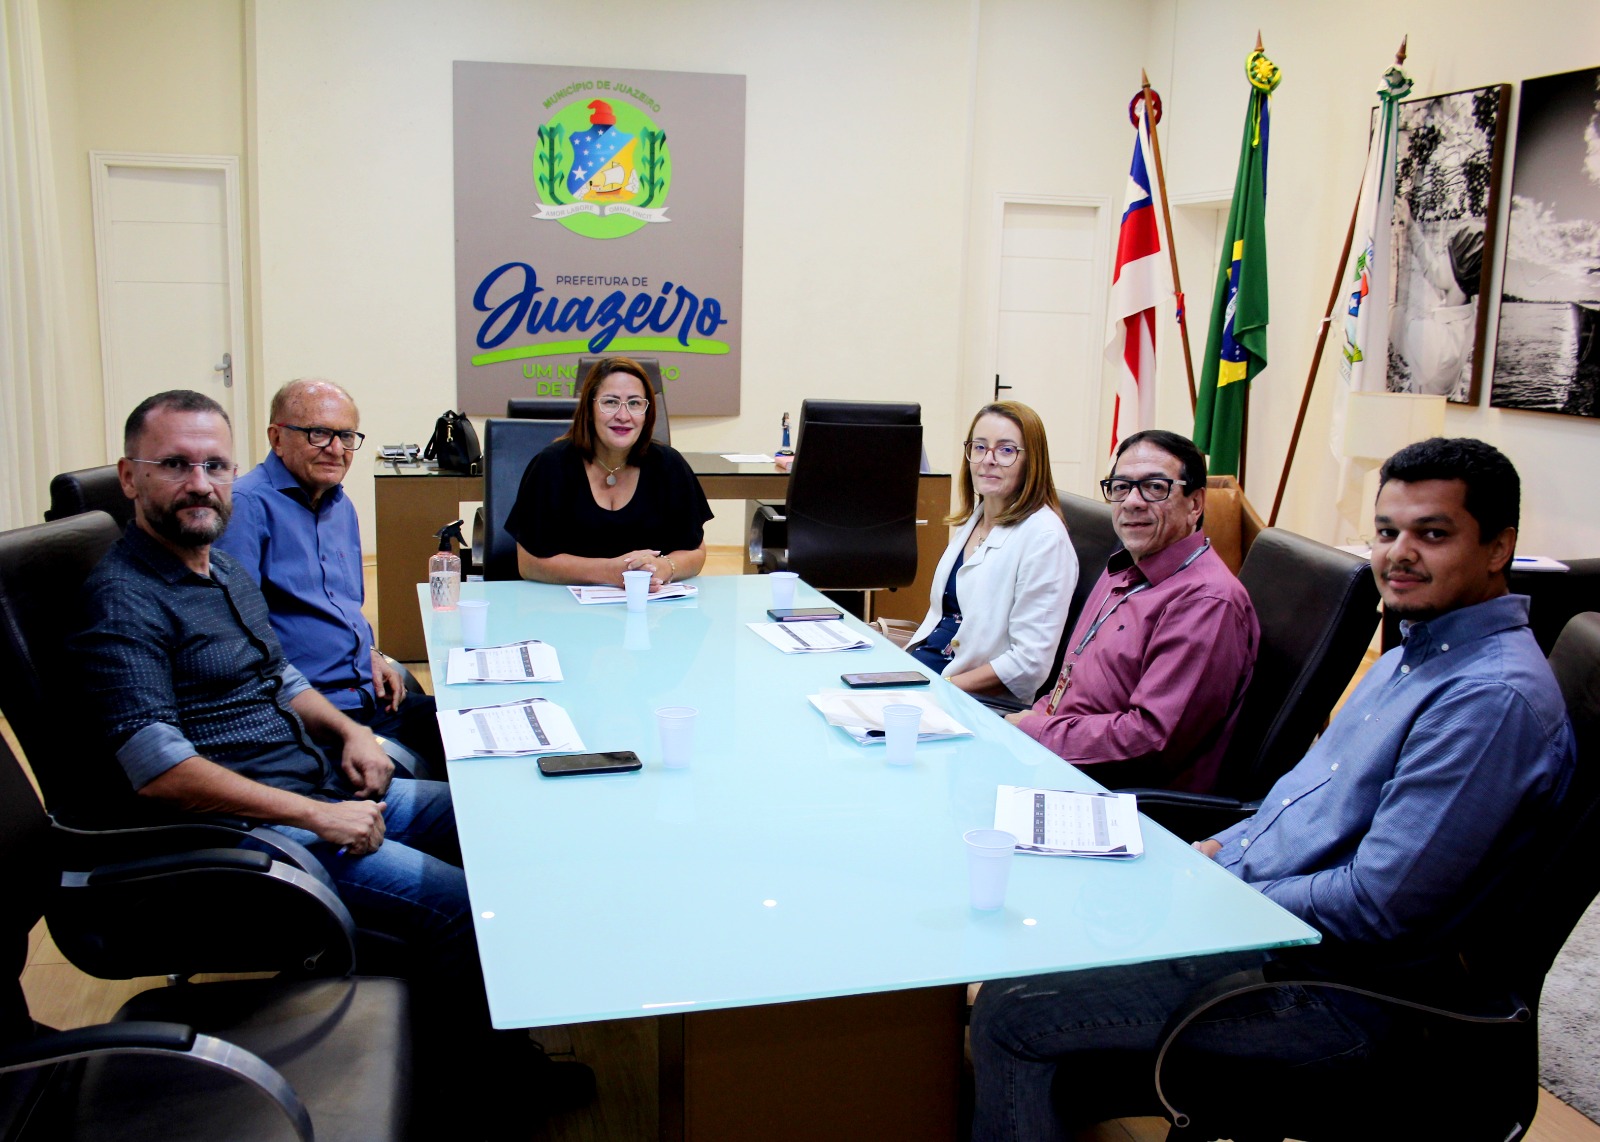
[507,397,580,421]
[0,512,405,979]
[0,731,413,1142]
[477,417,570,582]
[1058,492,1121,641]
[575,355,671,445]
[747,401,922,610]
[1125,528,1380,839]
[43,465,133,527]
[976,492,1122,716]
[1149,611,1600,1141]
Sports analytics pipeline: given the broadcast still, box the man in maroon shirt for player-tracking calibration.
[1007,430,1259,791]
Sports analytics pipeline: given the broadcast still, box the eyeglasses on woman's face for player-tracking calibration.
[964,441,1023,466]
[596,396,650,415]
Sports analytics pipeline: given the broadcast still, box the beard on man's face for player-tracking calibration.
[145,491,232,548]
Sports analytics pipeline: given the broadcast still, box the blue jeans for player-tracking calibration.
[969,952,1387,1142]
[266,778,478,990]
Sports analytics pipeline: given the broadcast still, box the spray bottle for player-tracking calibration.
[430,520,465,611]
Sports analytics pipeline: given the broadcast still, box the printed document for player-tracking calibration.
[748,619,870,653]
[807,688,972,744]
[435,697,584,760]
[567,583,698,605]
[444,640,563,685]
[993,785,1144,859]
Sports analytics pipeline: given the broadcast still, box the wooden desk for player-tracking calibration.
[374,457,952,660]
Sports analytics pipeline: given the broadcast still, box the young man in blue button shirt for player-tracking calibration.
[215,378,444,776]
[970,437,1576,1142]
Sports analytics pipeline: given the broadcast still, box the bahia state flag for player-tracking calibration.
[1194,65,1274,477]
[1106,101,1163,454]
[567,99,637,200]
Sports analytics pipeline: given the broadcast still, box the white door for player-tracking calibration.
[91,154,249,460]
[989,198,1108,497]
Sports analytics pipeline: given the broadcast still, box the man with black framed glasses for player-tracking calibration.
[1006,428,1259,793]
[216,378,445,778]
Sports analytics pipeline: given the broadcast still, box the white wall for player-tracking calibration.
[1149,0,1600,556]
[37,0,1600,561]
[39,0,248,469]
[251,0,975,547]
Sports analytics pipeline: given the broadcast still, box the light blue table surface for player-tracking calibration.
[419,577,1318,1030]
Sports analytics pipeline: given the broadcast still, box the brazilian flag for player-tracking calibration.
[1194,70,1273,477]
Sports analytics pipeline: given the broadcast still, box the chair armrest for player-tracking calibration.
[1110,792,1262,844]
[85,847,272,884]
[1152,966,1531,1129]
[1118,789,1255,811]
[0,1021,312,1142]
[977,694,1029,715]
[54,849,357,979]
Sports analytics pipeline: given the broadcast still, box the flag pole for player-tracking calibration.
[1267,36,1407,527]
[1237,30,1265,490]
[1140,71,1197,413]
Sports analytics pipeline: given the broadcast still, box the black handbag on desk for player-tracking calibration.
[423,410,481,474]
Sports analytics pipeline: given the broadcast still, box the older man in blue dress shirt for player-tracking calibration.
[215,378,444,776]
[970,437,1576,1141]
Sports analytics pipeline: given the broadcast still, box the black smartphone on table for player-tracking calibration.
[767,607,842,622]
[537,751,643,777]
[841,671,932,688]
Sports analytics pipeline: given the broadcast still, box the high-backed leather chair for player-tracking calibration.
[1150,611,1600,1140]
[575,355,671,445]
[43,465,133,527]
[506,397,579,422]
[1126,528,1380,839]
[479,417,569,581]
[747,400,922,594]
[0,512,397,978]
[0,732,413,1142]
[1057,491,1121,657]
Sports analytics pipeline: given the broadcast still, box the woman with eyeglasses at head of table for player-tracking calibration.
[904,401,1077,703]
[506,356,712,590]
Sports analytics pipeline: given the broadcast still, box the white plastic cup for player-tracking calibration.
[623,569,651,612]
[964,828,1017,911]
[881,703,922,766]
[656,706,698,768]
[769,571,799,610]
[458,599,490,647]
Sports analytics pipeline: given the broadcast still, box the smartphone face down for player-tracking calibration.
[767,607,842,622]
[537,751,643,777]
[840,671,931,688]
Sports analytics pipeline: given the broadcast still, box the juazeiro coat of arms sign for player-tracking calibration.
[453,62,745,416]
[533,97,672,238]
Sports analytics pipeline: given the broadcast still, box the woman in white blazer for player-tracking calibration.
[907,401,1076,703]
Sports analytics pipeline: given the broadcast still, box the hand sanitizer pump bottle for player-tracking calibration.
[430,520,465,611]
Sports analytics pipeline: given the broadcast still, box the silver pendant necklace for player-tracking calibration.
[598,460,623,487]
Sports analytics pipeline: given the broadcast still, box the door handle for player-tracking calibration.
[993,373,1012,401]
[214,352,233,388]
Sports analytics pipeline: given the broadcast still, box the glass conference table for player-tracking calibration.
[418,576,1318,1141]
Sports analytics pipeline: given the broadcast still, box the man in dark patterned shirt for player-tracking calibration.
[71,389,592,1127]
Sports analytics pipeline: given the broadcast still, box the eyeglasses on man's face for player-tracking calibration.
[126,457,239,484]
[1100,476,1188,503]
[596,396,650,415]
[964,441,1024,466]
[275,423,366,450]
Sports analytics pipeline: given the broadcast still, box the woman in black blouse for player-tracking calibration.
[505,357,712,589]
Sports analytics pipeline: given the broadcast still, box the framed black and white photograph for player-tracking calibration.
[1385,83,1510,405]
[1491,65,1600,419]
